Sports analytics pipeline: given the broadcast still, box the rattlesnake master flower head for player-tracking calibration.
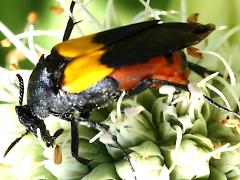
[0,0,240,180]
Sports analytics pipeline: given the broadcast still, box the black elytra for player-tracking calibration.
[4,1,240,179]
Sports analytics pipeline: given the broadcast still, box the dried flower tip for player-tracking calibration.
[187,46,203,59]
[54,144,62,165]
[50,6,64,14]
[219,119,239,127]
[27,11,38,24]
[219,119,240,134]
[187,13,199,24]
[1,38,11,47]
[6,50,25,70]
[10,63,20,70]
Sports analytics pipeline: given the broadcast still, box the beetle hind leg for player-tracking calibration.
[127,78,240,117]
[73,118,137,180]
[111,135,137,180]
[126,79,188,97]
[188,61,220,78]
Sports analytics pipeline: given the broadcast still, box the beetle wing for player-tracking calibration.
[61,50,114,93]
[61,21,215,93]
[99,22,215,68]
[54,20,159,58]
[60,20,162,93]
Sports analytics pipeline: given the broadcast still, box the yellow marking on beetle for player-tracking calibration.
[53,34,105,58]
[62,50,113,93]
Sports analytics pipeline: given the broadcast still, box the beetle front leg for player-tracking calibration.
[62,1,76,41]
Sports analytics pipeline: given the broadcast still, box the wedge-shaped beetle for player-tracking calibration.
[5,1,238,177]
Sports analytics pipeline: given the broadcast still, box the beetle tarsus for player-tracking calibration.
[111,135,137,180]
[203,95,240,118]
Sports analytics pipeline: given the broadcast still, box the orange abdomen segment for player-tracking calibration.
[109,51,189,91]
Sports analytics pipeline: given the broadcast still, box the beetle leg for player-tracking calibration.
[70,120,92,169]
[127,79,240,117]
[62,1,76,41]
[111,135,137,180]
[188,62,220,78]
[203,95,240,118]
[126,79,188,97]
[73,118,137,180]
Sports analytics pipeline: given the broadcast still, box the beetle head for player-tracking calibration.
[15,105,62,147]
[4,74,63,157]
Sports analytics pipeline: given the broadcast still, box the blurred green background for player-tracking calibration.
[1,0,240,68]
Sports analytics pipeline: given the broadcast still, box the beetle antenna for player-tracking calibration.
[3,74,27,157]
[3,131,29,157]
[16,74,24,106]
